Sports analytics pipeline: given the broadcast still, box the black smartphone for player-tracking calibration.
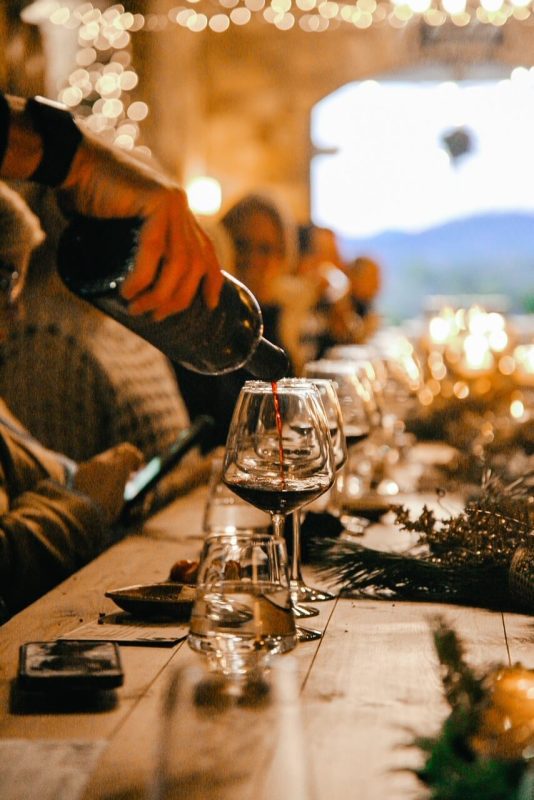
[18,640,124,692]
[122,414,214,510]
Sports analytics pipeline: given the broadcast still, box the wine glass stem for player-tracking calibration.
[271,513,287,589]
[290,510,304,584]
[272,512,285,539]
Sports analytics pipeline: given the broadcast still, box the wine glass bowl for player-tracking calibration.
[303,359,379,446]
[303,359,381,535]
[307,378,348,472]
[223,381,335,525]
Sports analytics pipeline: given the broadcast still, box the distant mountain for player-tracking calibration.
[339,212,534,320]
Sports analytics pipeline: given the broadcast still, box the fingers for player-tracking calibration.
[199,232,225,310]
[120,188,224,319]
[112,443,144,474]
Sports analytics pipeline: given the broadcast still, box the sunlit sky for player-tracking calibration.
[311,69,534,238]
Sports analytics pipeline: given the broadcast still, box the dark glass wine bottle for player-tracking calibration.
[56,215,289,381]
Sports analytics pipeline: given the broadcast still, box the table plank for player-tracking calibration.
[302,599,516,800]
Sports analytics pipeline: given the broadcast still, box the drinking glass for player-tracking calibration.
[203,457,272,536]
[304,359,379,446]
[149,657,315,800]
[289,378,347,604]
[188,531,296,676]
[327,340,423,470]
[222,379,335,642]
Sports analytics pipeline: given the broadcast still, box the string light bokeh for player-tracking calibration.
[24,0,534,51]
[23,2,150,155]
[21,0,534,209]
[419,300,534,423]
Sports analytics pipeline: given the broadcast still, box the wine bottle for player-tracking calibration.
[56,215,289,381]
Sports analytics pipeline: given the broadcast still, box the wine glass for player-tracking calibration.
[327,339,423,450]
[288,378,347,604]
[303,359,379,534]
[303,359,379,448]
[222,379,335,641]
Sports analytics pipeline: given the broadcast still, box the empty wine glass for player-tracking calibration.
[222,379,335,642]
[304,359,379,447]
[288,378,347,605]
[303,359,379,534]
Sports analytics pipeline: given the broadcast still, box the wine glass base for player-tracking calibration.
[293,583,336,603]
[291,601,319,618]
[296,625,323,642]
[340,514,370,537]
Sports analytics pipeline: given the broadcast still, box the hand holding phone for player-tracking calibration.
[74,442,144,524]
[123,415,214,512]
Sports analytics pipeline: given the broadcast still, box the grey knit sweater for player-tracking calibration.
[0,291,191,462]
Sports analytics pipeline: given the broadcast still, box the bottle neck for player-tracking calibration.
[245,337,290,382]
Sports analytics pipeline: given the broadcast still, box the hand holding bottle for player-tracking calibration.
[59,133,224,319]
[73,443,143,525]
[0,93,224,321]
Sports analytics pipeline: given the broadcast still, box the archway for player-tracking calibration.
[310,63,534,319]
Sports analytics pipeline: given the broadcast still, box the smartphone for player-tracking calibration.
[123,414,214,510]
[18,640,124,692]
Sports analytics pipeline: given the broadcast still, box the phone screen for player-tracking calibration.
[123,415,214,509]
[18,640,123,691]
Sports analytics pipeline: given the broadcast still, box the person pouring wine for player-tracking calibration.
[0,91,223,321]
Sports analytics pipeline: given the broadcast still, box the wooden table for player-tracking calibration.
[0,483,532,800]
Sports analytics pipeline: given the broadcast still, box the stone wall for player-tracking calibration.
[142,3,534,221]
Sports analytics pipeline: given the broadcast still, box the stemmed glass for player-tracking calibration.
[304,359,379,448]
[288,378,347,605]
[303,359,379,534]
[222,380,335,641]
[327,340,423,463]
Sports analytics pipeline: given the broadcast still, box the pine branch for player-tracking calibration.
[310,538,512,609]
[413,620,529,800]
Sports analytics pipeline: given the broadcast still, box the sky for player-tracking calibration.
[311,69,534,238]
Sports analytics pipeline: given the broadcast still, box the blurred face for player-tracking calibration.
[350,260,381,302]
[231,211,285,303]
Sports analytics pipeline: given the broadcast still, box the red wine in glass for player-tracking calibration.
[271,380,286,487]
[224,481,327,516]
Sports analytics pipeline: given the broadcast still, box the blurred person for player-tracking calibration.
[316,255,382,350]
[0,183,192,463]
[298,224,346,278]
[297,223,356,359]
[346,255,382,341]
[221,193,313,372]
[0,92,223,320]
[0,181,145,620]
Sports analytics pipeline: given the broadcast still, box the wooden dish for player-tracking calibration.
[105,582,196,620]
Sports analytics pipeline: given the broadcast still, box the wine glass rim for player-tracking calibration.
[305,377,336,388]
[204,530,285,545]
[304,359,368,375]
[242,379,318,393]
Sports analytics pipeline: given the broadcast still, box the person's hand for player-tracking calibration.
[73,443,143,525]
[59,133,224,321]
